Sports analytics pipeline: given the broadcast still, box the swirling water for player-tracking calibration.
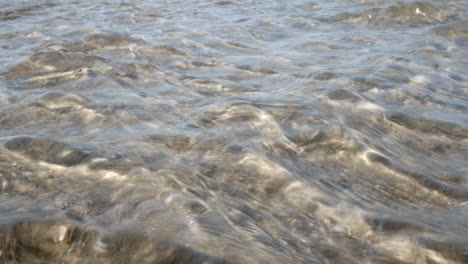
[0,0,467,263]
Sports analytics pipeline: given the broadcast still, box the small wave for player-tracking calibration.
[433,19,468,39]
[0,3,58,22]
[329,1,458,27]
[5,136,94,167]
[0,220,229,264]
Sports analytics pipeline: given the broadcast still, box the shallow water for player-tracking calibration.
[0,0,467,263]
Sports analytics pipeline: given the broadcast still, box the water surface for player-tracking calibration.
[0,0,467,263]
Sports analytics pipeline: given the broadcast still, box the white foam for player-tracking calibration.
[356,102,383,111]
[57,225,68,242]
[102,171,127,181]
[94,237,108,253]
[415,8,426,16]
[410,75,429,85]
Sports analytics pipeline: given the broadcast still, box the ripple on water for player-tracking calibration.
[328,1,460,27]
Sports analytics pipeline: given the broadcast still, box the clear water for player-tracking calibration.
[0,1,467,263]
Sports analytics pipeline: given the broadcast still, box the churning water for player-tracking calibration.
[0,0,467,263]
